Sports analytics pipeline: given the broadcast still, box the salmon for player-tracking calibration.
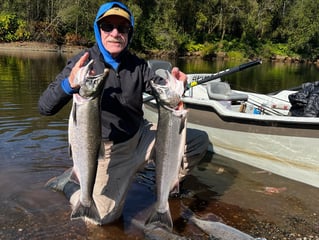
[181,206,265,240]
[68,60,108,224]
[145,79,187,231]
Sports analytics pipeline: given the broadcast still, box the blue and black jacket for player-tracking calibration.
[38,1,164,143]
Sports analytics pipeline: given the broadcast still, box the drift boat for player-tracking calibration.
[143,61,319,188]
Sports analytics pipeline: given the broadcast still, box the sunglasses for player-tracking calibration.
[100,23,131,34]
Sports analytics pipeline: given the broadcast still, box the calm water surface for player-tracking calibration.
[0,50,318,239]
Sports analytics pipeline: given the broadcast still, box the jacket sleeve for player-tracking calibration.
[38,55,81,116]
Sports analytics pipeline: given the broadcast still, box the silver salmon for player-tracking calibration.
[145,80,188,231]
[68,60,108,224]
[181,207,266,240]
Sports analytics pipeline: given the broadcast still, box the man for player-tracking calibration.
[39,1,209,225]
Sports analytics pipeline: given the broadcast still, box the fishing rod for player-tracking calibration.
[186,59,262,90]
[247,98,286,116]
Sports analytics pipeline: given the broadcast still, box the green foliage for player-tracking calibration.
[15,19,31,41]
[0,12,30,41]
[227,51,245,59]
[261,42,289,57]
[201,42,216,56]
[1,0,319,60]
[280,0,319,59]
[184,41,205,52]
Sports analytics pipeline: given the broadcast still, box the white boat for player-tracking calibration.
[143,71,319,189]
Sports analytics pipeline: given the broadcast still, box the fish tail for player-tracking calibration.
[71,200,101,225]
[145,210,173,231]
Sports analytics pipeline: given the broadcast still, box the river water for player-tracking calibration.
[0,49,318,239]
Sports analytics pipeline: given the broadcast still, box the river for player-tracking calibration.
[0,49,318,239]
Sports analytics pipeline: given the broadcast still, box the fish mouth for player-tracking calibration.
[78,69,109,99]
[150,81,182,110]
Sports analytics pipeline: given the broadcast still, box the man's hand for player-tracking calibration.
[69,52,90,89]
[171,67,187,110]
[171,67,187,86]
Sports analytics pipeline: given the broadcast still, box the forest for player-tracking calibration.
[1,0,319,60]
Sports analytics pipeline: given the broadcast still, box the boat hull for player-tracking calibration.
[143,98,319,189]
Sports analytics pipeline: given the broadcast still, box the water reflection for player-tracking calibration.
[174,58,319,93]
[0,51,318,239]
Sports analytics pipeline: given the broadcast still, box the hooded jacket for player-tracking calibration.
[38,2,165,143]
[94,1,135,71]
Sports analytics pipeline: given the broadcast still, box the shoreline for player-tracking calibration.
[0,41,86,54]
[0,41,315,64]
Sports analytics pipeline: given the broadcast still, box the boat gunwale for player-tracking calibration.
[182,96,319,126]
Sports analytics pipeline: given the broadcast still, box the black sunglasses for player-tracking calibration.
[100,23,131,34]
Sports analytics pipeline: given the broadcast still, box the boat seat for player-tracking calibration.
[206,82,248,101]
[147,60,172,72]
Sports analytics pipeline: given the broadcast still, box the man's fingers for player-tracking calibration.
[171,67,179,78]
[69,52,90,88]
[171,67,187,82]
[76,52,90,68]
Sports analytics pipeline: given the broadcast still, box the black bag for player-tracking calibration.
[288,81,319,117]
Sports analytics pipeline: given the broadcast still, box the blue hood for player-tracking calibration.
[94,2,134,70]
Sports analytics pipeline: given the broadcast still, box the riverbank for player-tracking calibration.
[0,41,308,64]
[0,41,86,54]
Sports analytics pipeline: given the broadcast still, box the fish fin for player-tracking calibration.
[45,168,73,192]
[71,200,101,224]
[145,210,173,232]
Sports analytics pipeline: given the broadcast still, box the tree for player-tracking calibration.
[282,0,319,59]
[2,0,319,59]
[0,12,30,41]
